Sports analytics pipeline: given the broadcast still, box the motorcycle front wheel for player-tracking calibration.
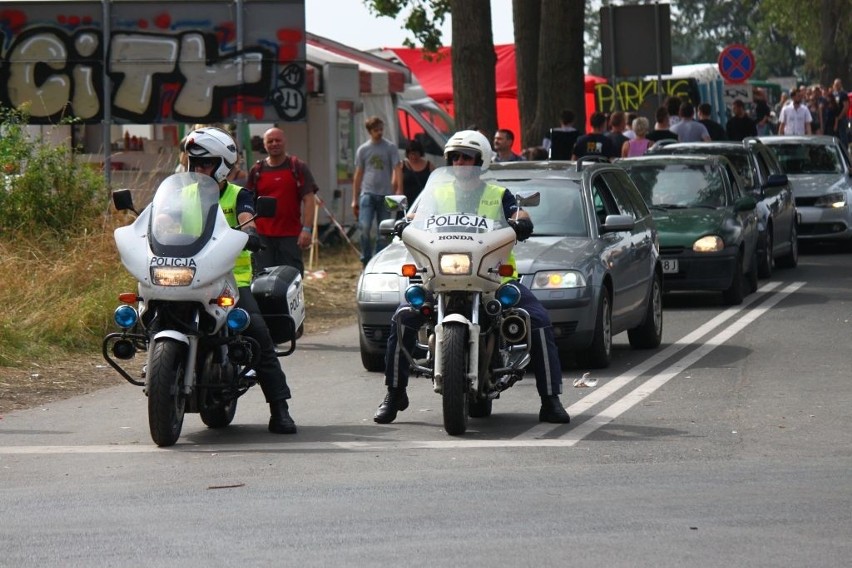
[441,322,469,436]
[147,339,188,447]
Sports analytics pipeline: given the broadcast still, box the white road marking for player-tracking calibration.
[0,282,804,455]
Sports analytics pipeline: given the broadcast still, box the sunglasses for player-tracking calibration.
[447,152,476,162]
[189,157,219,169]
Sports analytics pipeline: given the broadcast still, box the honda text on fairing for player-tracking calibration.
[102,173,305,447]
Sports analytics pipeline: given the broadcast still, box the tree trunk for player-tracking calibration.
[513,0,541,149]
[529,0,586,146]
[450,0,497,139]
[819,0,851,86]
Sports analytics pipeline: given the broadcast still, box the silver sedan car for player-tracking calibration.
[758,135,852,244]
[356,161,663,371]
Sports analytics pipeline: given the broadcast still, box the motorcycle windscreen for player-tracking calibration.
[410,166,512,234]
[148,173,223,258]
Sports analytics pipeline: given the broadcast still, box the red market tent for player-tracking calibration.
[388,44,606,152]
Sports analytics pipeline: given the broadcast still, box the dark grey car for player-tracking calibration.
[356,160,663,371]
[648,138,798,276]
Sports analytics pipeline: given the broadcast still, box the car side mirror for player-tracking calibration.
[379,218,397,236]
[764,173,788,188]
[600,214,635,233]
[734,195,757,212]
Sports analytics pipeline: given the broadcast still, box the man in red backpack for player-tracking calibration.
[246,127,319,276]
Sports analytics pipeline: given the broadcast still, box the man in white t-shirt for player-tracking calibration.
[778,89,813,136]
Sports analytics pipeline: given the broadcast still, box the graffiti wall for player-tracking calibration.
[0,1,306,124]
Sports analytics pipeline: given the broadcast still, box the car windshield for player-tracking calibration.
[622,163,728,208]
[488,177,588,237]
[410,166,512,233]
[766,143,843,175]
[665,148,754,189]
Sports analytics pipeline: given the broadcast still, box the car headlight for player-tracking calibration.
[693,235,724,252]
[360,273,400,292]
[150,266,195,286]
[814,192,846,208]
[439,253,471,275]
[531,270,586,289]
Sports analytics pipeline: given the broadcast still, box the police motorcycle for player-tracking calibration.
[381,166,540,436]
[102,172,305,447]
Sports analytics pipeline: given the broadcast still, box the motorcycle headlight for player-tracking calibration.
[531,270,586,289]
[227,308,251,332]
[814,192,846,208]
[693,235,724,253]
[404,284,428,308]
[439,253,471,275]
[150,266,195,286]
[113,304,138,329]
[496,283,521,307]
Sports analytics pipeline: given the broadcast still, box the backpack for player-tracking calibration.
[249,155,304,192]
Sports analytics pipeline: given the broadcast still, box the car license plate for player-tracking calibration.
[662,259,679,274]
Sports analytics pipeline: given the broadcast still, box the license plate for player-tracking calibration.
[662,259,679,274]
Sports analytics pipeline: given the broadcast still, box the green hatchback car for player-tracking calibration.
[618,155,759,305]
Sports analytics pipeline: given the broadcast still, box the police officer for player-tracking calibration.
[373,130,571,425]
[185,127,297,434]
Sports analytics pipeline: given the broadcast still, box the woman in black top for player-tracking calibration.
[401,139,435,207]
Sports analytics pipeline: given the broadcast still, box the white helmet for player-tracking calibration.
[185,127,237,183]
[444,130,493,171]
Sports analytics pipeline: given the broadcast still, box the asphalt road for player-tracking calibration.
[2,245,851,567]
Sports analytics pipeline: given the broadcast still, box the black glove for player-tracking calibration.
[394,218,409,238]
[509,217,533,241]
[244,226,262,252]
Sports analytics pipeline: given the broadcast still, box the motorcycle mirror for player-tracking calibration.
[112,189,138,215]
[515,191,541,208]
[384,195,408,211]
[255,196,277,218]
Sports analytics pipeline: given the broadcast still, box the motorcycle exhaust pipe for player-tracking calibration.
[501,314,527,344]
[112,338,137,360]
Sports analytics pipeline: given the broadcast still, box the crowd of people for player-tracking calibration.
[507,79,851,161]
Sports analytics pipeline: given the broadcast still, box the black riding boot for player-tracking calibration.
[373,388,409,424]
[539,395,571,423]
[269,400,297,434]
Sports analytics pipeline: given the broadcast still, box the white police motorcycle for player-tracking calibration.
[103,172,304,446]
[382,167,538,435]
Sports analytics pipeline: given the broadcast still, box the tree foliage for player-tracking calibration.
[0,106,107,241]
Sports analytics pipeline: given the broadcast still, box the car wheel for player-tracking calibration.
[747,247,759,294]
[757,230,773,279]
[722,250,745,305]
[577,288,612,369]
[359,334,385,372]
[776,222,798,269]
[628,273,663,349]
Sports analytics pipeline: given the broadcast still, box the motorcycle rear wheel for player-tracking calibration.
[441,322,469,436]
[147,339,187,447]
